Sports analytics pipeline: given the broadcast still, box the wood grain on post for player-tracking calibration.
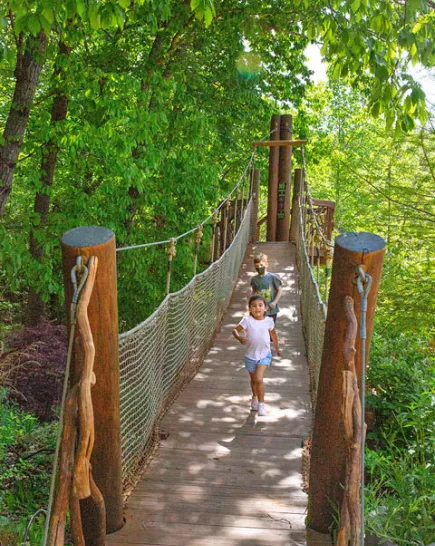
[250,169,260,243]
[289,168,303,243]
[61,227,123,537]
[266,115,280,241]
[307,232,385,534]
[46,387,78,546]
[276,114,292,241]
[336,296,362,546]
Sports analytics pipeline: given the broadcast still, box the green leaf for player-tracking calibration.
[408,0,421,12]
[191,0,202,11]
[88,5,101,29]
[204,7,213,27]
[114,5,126,28]
[418,106,428,126]
[28,14,41,35]
[42,9,54,25]
[118,0,130,7]
[388,43,396,60]
[351,0,361,13]
[375,65,389,81]
[371,101,381,117]
[39,13,52,34]
[66,0,77,18]
[401,113,416,131]
[76,0,86,18]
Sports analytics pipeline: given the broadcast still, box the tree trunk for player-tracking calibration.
[26,42,70,326]
[0,31,48,216]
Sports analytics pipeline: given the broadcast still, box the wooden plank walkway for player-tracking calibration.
[108,242,312,546]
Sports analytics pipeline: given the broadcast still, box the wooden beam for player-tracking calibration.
[252,139,307,147]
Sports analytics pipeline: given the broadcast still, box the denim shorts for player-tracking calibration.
[244,352,272,373]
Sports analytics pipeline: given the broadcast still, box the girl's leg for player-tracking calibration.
[253,364,268,402]
[249,372,258,398]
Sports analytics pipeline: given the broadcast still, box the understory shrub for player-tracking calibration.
[365,331,435,545]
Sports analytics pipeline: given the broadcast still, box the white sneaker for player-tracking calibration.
[258,403,267,416]
[250,397,259,411]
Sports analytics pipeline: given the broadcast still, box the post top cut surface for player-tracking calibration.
[336,232,385,253]
[62,226,114,248]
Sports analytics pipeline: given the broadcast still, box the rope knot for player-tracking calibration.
[195,225,204,244]
[166,238,177,260]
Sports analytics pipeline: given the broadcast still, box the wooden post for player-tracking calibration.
[166,239,176,295]
[222,199,229,251]
[289,168,302,243]
[211,213,219,262]
[276,114,292,241]
[307,232,385,536]
[266,115,280,241]
[233,195,239,234]
[61,227,123,539]
[251,169,260,243]
[193,225,203,277]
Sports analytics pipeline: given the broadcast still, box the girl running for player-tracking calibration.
[232,295,281,416]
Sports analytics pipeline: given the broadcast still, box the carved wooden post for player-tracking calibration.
[276,114,292,241]
[266,115,280,241]
[307,232,385,539]
[61,227,124,540]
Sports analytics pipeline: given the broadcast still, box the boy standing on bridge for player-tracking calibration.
[232,295,281,416]
[250,252,283,324]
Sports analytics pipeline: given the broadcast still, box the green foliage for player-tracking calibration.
[0,0,311,327]
[301,0,435,131]
[300,82,435,334]
[0,388,56,544]
[365,333,435,545]
[301,82,435,545]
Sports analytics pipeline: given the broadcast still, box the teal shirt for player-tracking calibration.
[250,272,283,316]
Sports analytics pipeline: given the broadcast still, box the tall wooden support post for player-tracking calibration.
[307,232,386,539]
[266,115,280,241]
[61,227,124,541]
[289,168,303,244]
[276,114,292,241]
[250,169,260,243]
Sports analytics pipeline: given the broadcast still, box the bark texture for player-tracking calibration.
[0,31,48,216]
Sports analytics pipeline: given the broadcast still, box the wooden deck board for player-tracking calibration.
[108,243,311,546]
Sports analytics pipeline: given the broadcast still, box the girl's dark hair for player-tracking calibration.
[248,295,267,318]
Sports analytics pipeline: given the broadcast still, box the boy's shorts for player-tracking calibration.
[244,352,272,373]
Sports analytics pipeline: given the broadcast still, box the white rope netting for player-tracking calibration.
[295,172,329,407]
[118,200,253,491]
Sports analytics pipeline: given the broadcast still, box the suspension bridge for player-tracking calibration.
[42,114,386,546]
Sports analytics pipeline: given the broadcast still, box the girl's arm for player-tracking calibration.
[232,324,247,344]
[270,328,282,356]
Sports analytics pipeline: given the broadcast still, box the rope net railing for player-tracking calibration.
[117,193,254,492]
[295,149,334,406]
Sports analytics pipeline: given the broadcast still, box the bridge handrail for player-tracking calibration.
[117,184,256,494]
[295,157,331,402]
